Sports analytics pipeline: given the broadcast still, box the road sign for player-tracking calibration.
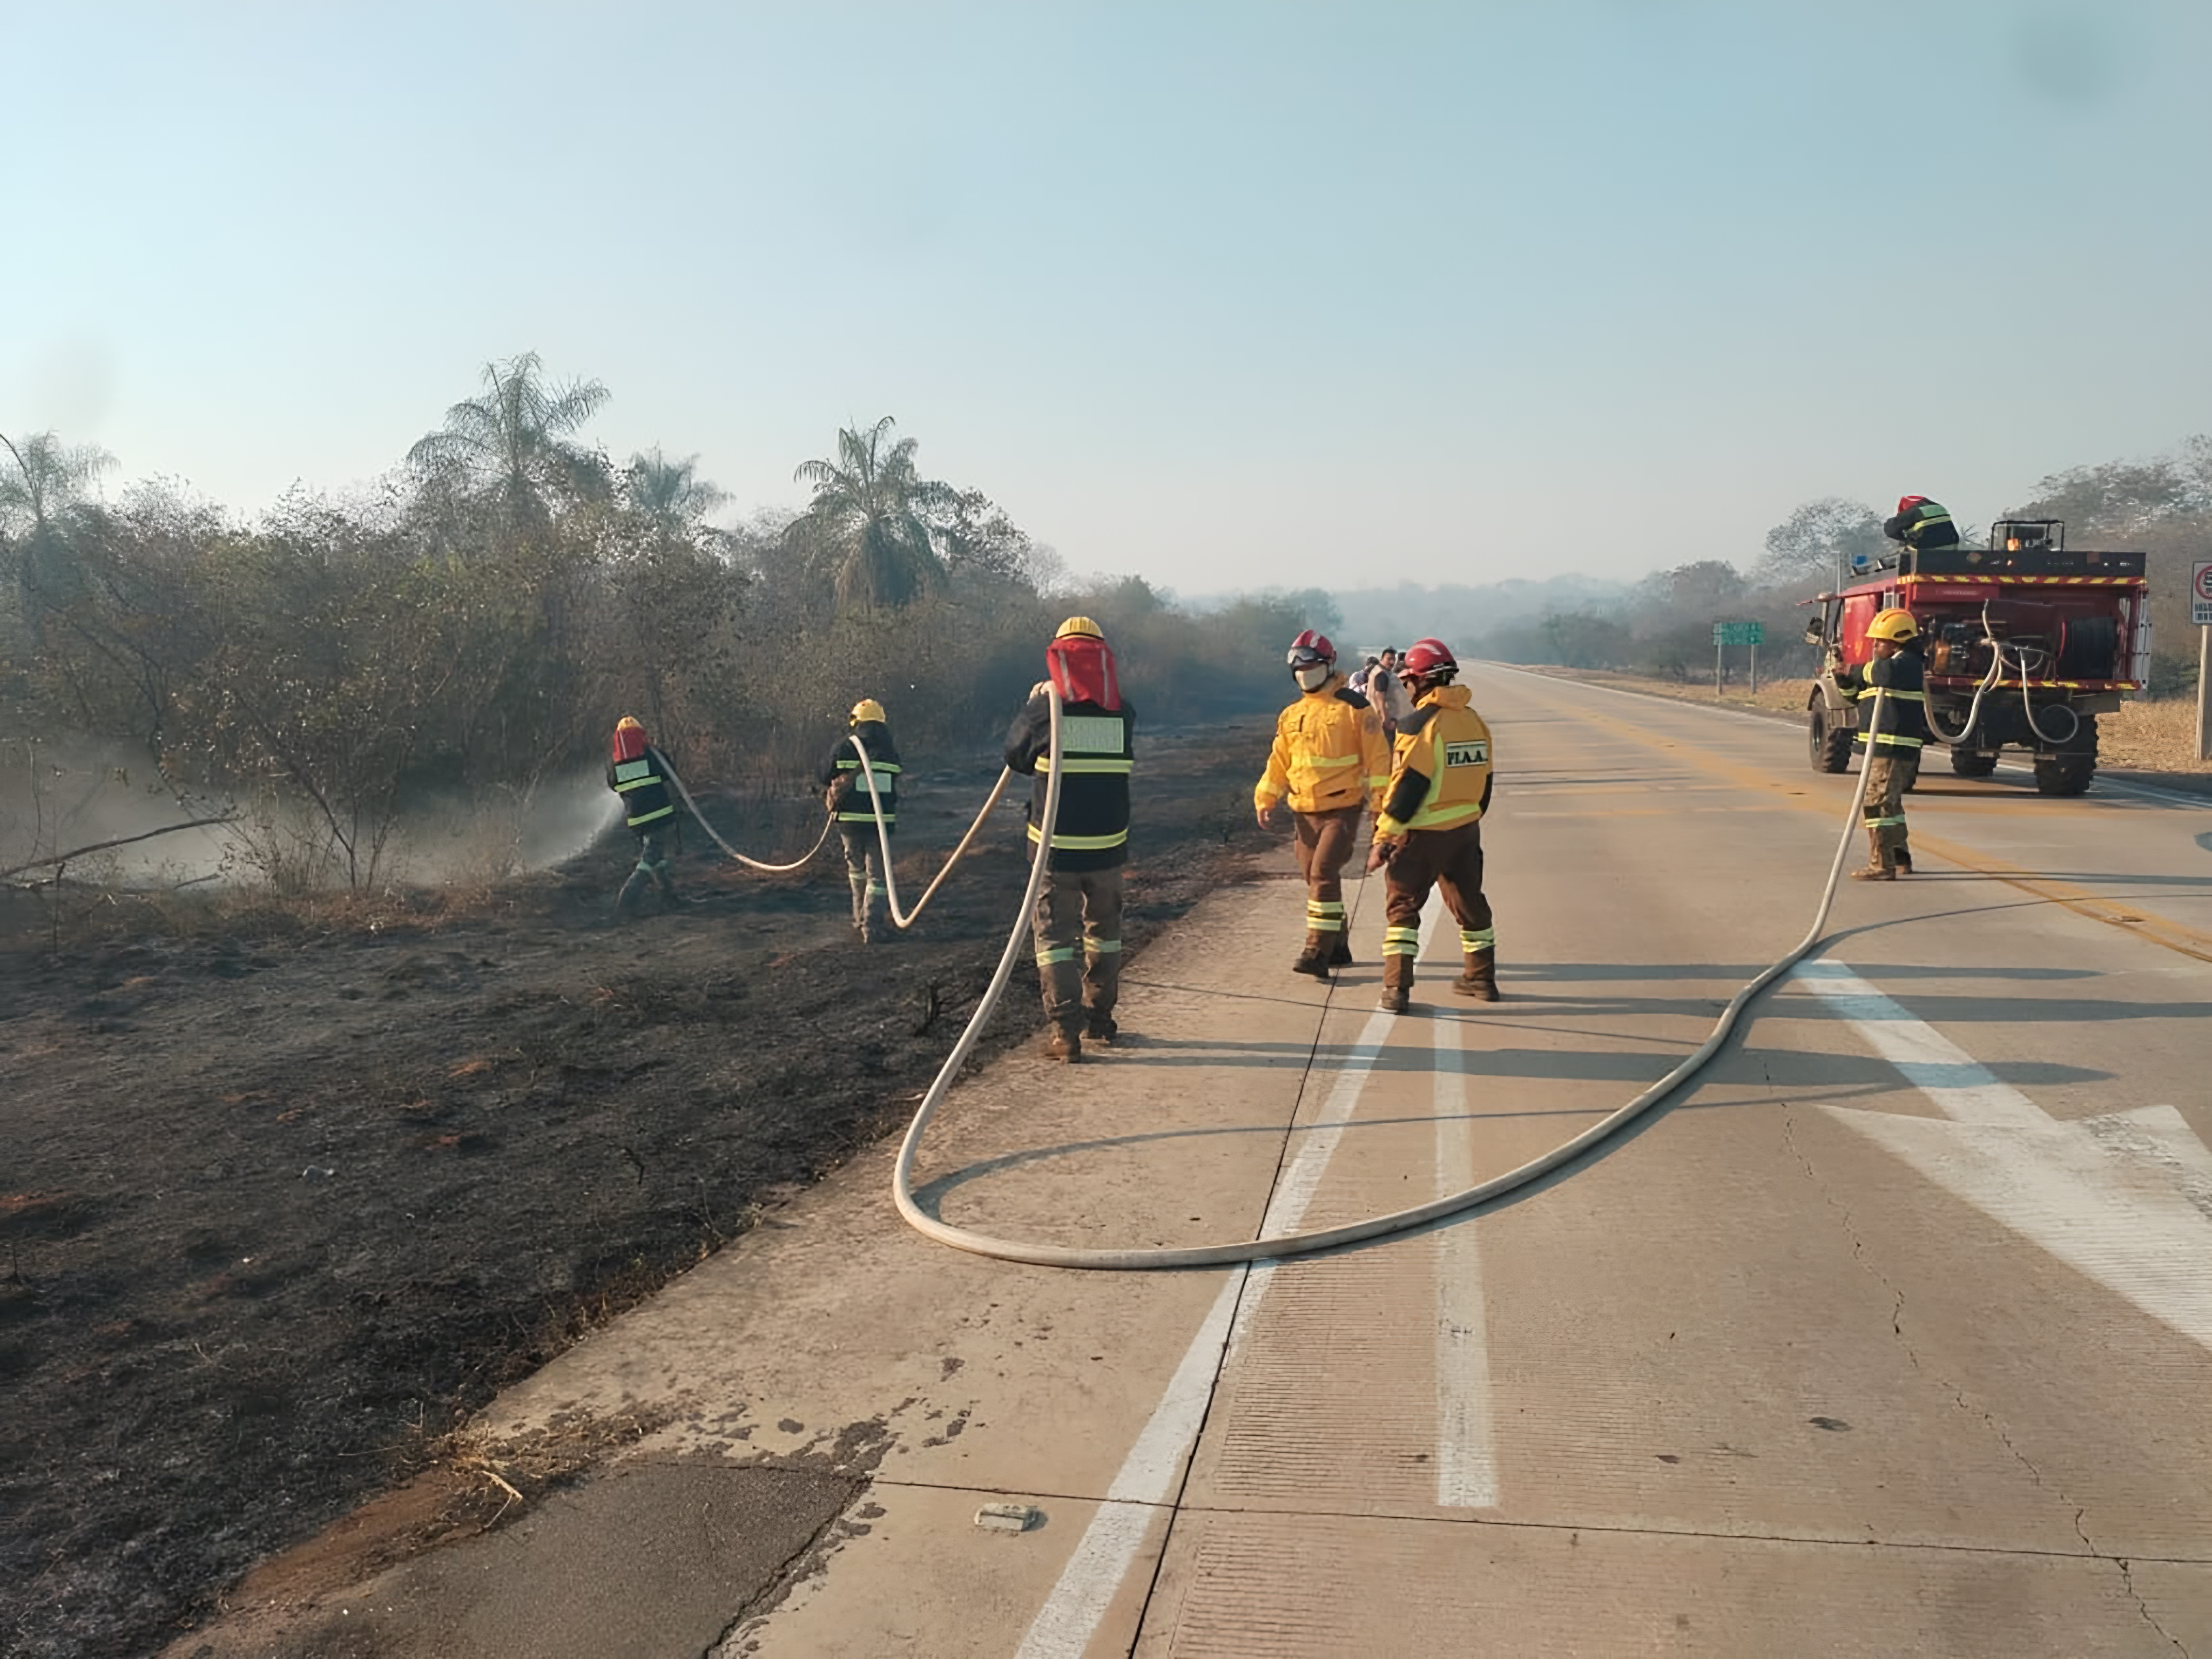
[2193,558,2212,627]
[1711,622,1764,646]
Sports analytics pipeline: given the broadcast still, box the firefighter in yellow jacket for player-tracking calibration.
[1364,638,1498,1012]
[1255,629,1391,977]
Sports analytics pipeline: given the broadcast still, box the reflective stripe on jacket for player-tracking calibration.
[1374,685,1494,837]
[1883,500,1959,549]
[1852,650,1928,749]
[1255,676,1391,815]
[820,721,901,825]
[606,747,676,830]
[1006,694,1137,872]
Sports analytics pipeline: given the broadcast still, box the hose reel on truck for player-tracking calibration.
[1802,520,2149,796]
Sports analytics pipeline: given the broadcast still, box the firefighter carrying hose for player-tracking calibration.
[606,716,681,916]
[820,698,902,942]
[1254,629,1390,978]
[1005,617,1136,1063]
[1839,608,1926,880]
[1364,639,1499,1013]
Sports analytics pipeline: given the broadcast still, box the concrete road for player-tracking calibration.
[183,667,2212,1658]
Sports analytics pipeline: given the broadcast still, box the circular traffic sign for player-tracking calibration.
[2196,559,2212,604]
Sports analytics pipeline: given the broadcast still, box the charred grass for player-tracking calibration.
[0,720,1272,1659]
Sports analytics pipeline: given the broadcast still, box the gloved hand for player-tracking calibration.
[1365,837,1399,872]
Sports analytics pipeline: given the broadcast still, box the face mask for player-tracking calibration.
[1294,664,1330,691]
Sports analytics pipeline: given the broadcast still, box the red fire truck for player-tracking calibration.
[1803,520,2151,795]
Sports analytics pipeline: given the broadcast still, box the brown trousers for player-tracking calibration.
[1030,867,1124,1034]
[1860,748,1918,865]
[1382,818,1495,985]
[1294,806,1361,947]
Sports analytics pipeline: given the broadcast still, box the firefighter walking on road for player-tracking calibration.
[1255,629,1390,978]
[1364,639,1499,1013]
[1006,617,1136,1063]
[1841,608,1926,880]
[820,698,902,942]
[606,716,682,916]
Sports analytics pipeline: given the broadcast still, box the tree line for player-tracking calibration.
[0,354,1333,891]
[1471,441,2211,695]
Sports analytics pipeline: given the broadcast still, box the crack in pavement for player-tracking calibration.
[1781,1101,2191,1656]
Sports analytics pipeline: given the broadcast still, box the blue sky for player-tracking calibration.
[5,1,2207,593]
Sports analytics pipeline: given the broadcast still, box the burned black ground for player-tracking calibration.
[0,719,1271,1659]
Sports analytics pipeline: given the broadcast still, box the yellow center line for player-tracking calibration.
[1541,696,2212,966]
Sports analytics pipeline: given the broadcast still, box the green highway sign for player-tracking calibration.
[1711,622,1764,646]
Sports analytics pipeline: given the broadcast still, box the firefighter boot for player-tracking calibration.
[1893,845,1914,875]
[1849,828,1895,881]
[1292,932,1332,979]
[1329,934,1354,968]
[653,863,679,908]
[1039,957,1083,1058]
[847,871,868,930]
[1378,952,1412,1015]
[615,863,652,919]
[1083,945,1122,1044]
[1452,949,1500,1002]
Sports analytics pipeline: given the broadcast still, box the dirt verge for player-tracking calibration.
[1508,665,2212,796]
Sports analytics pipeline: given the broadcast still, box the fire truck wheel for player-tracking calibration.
[1809,707,1852,774]
[1949,750,1999,779]
[2034,756,2095,796]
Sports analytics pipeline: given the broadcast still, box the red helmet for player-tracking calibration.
[1399,638,1458,680]
[1286,629,1336,668]
[1896,494,1927,513]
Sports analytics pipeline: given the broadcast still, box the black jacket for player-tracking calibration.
[1004,693,1136,872]
[1850,649,1928,748]
[1883,501,1960,549]
[606,745,677,834]
[820,721,901,826]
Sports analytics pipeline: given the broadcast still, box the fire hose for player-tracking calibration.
[889,685,1889,1269]
[1923,600,2082,750]
[661,741,1011,923]
[660,763,836,874]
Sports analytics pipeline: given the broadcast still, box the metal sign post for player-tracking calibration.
[2193,559,2212,760]
[1711,621,1765,696]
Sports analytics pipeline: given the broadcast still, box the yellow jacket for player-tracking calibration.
[1374,684,1494,837]
[1255,675,1392,815]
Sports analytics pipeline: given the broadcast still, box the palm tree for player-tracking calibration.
[0,429,116,643]
[789,417,941,612]
[623,447,730,558]
[406,352,611,535]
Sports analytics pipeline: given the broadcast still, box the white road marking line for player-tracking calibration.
[1012,1272,1243,1659]
[1014,895,1450,1656]
[1790,961,2046,1130]
[1792,961,2212,1352]
[1433,1010,1499,1508]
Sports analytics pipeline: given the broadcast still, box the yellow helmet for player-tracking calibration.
[1867,608,1919,643]
[615,715,644,731]
[1055,615,1104,640]
[849,698,886,725]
